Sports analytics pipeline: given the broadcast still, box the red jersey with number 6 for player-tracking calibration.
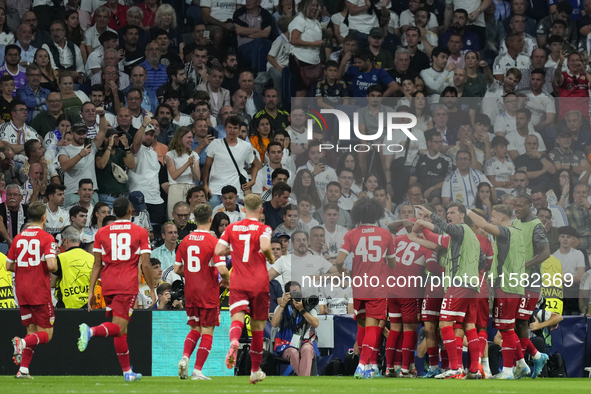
[390,235,437,298]
[176,230,226,308]
[339,225,396,299]
[93,219,151,296]
[218,218,272,292]
[7,226,56,305]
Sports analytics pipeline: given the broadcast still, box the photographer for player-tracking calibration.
[271,281,319,377]
[153,282,184,310]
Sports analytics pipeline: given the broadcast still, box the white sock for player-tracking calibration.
[123,369,132,375]
[517,358,528,368]
[193,369,202,374]
[482,358,491,375]
[21,338,27,348]
[430,365,438,371]
[532,352,541,360]
[502,366,513,374]
[19,367,29,374]
[89,328,94,337]
[358,363,366,369]
[401,368,409,373]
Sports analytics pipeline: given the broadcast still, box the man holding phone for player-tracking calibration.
[58,108,108,201]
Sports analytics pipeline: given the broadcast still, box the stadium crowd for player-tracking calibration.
[2,0,591,380]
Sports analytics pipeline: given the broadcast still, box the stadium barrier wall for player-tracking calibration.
[1,310,590,377]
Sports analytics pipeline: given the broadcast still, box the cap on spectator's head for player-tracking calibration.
[369,27,384,38]
[72,123,88,135]
[129,191,147,211]
[163,90,180,102]
[273,232,290,240]
[558,129,573,138]
[558,226,577,237]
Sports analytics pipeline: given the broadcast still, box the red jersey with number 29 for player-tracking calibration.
[176,230,226,308]
[93,220,151,296]
[7,227,56,305]
[218,218,272,292]
[339,225,396,299]
[390,235,437,298]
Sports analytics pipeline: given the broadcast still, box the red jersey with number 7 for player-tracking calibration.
[176,230,227,308]
[7,226,56,305]
[390,234,437,298]
[339,225,396,299]
[93,219,151,296]
[218,218,272,292]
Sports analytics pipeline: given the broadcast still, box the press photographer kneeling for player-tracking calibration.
[271,281,319,376]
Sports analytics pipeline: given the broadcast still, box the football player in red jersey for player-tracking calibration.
[335,198,396,379]
[175,203,230,380]
[8,202,57,379]
[215,194,275,384]
[387,219,437,378]
[78,197,155,382]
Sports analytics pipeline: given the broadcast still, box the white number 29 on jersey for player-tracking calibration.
[17,239,40,267]
[355,236,383,262]
[109,233,131,261]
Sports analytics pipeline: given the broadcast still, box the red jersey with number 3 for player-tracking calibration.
[339,225,396,299]
[93,219,151,296]
[176,230,226,308]
[218,218,272,292]
[390,235,437,298]
[7,227,56,305]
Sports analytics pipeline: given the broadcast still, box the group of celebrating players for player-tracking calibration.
[7,189,551,382]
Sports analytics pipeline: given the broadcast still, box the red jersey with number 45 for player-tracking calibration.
[390,235,437,298]
[218,218,272,292]
[176,230,227,308]
[7,226,56,305]
[340,225,396,299]
[93,220,151,296]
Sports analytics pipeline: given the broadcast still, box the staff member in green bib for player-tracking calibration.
[51,226,94,309]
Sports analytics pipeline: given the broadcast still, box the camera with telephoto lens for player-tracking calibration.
[290,290,319,312]
[168,280,185,309]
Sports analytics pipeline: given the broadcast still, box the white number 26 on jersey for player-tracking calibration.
[109,233,131,261]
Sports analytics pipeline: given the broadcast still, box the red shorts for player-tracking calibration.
[439,287,478,323]
[421,285,444,322]
[229,289,269,321]
[476,297,490,329]
[186,306,220,327]
[517,290,540,321]
[388,298,421,324]
[353,298,386,320]
[492,288,521,330]
[20,303,55,328]
[104,294,137,322]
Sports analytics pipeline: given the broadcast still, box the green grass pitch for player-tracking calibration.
[2,376,590,394]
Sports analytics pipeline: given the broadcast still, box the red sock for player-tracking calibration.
[440,326,458,370]
[195,334,213,371]
[356,325,365,353]
[24,332,49,346]
[441,349,449,369]
[401,330,417,370]
[427,347,439,367]
[229,321,244,344]
[183,330,201,358]
[466,328,480,373]
[478,330,488,358]
[500,331,516,368]
[360,326,378,366]
[250,331,264,373]
[393,332,404,366]
[114,334,131,373]
[385,330,400,368]
[525,338,539,357]
[513,332,524,361]
[20,347,34,369]
[456,336,463,368]
[369,326,382,365]
[91,322,121,338]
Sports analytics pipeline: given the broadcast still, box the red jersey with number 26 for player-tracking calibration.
[93,220,151,296]
[7,227,56,305]
[390,235,437,298]
[218,218,272,292]
[340,225,396,299]
[176,230,226,308]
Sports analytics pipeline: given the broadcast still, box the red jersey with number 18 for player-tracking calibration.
[339,225,396,299]
[218,218,272,292]
[176,230,227,308]
[93,220,151,296]
[7,226,56,305]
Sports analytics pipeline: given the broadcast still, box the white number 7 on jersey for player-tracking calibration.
[239,234,251,263]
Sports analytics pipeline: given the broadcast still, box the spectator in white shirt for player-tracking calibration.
[43,20,86,83]
[420,46,455,101]
[211,185,247,223]
[553,225,586,299]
